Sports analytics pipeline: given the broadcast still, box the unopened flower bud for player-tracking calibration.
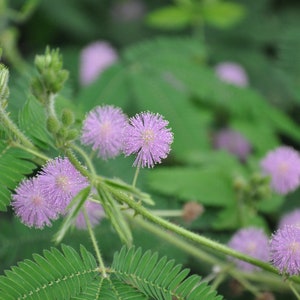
[182,202,204,222]
[46,116,60,134]
[66,129,78,141]
[61,109,74,127]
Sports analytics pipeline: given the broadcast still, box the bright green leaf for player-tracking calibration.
[202,2,245,29]
[146,6,191,30]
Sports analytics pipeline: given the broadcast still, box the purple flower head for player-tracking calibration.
[81,105,128,159]
[38,157,89,212]
[123,112,174,168]
[260,146,300,195]
[270,225,300,276]
[12,177,59,228]
[278,209,300,229]
[80,41,118,86]
[228,227,269,272]
[75,200,104,230]
[213,128,251,161]
[215,62,248,87]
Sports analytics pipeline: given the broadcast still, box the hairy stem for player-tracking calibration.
[83,208,107,278]
[112,189,300,281]
[71,143,97,177]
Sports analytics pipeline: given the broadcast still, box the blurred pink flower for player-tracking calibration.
[260,146,300,195]
[80,41,118,86]
[278,209,300,229]
[215,62,248,87]
[213,128,251,161]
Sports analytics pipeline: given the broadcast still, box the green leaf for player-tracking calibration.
[76,63,130,113]
[148,166,236,207]
[146,6,191,30]
[202,1,245,29]
[0,142,36,211]
[0,245,97,299]
[18,95,53,149]
[111,246,222,300]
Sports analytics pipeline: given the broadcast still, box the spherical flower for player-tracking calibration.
[38,157,89,212]
[270,225,300,276]
[12,177,59,228]
[278,209,300,229]
[81,105,128,159]
[213,128,251,161]
[215,62,248,87]
[123,112,174,168]
[74,200,104,230]
[260,146,300,195]
[79,41,118,86]
[228,227,269,272]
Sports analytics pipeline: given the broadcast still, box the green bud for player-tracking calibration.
[66,129,78,141]
[61,109,74,127]
[33,47,69,95]
[0,64,9,101]
[57,127,68,139]
[46,116,60,134]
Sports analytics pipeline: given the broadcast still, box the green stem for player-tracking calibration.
[83,208,107,278]
[71,144,97,176]
[65,149,91,179]
[12,142,50,162]
[289,282,300,300]
[150,209,183,218]
[127,213,295,292]
[114,190,285,276]
[132,163,140,187]
[0,107,34,149]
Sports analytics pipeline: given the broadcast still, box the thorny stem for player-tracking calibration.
[127,213,296,293]
[71,143,97,177]
[113,188,300,285]
[83,207,107,278]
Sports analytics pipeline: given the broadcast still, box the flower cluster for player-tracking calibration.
[81,106,174,168]
[12,157,103,229]
[227,220,300,276]
[260,146,300,195]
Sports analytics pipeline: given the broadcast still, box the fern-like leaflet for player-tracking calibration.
[0,245,223,300]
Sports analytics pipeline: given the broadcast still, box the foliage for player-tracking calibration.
[1,0,300,299]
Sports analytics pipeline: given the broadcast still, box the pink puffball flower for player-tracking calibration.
[213,128,251,161]
[270,225,300,276]
[278,209,300,229]
[12,177,59,229]
[228,227,269,272]
[81,105,128,159]
[38,157,89,212]
[75,200,104,230]
[260,146,300,195]
[215,62,248,87]
[79,41,118,86]
[123,112,174,168]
